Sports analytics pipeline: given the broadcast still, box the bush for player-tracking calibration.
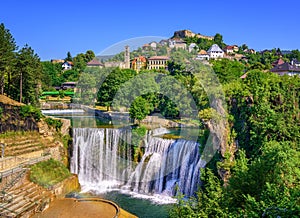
[45,117,63,131]
[30,158,71,188]
[20,105,42,121]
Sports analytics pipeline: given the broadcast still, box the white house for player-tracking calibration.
[207,44,224,59]
[62,61,73,70]
[188,43,198,53]
[149,41,157,50]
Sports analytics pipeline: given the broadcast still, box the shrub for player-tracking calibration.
[20,105,42,121]
[30,158,71,188]
[45,117,63,131]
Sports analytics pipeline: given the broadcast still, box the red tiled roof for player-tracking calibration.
[224,45,234,50]
[148,56,169,60]
[272,58,285,66]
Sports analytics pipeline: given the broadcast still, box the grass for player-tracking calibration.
[0,131,40,140]
[30,158,71,188]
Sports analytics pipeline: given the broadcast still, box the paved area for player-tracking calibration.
[32,198,137,218]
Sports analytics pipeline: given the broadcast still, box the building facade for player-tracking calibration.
[147,56,169,70]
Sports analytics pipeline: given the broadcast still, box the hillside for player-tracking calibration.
[0,95,24,106]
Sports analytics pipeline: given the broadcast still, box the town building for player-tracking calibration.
[62,61,73,70]
[223,45,235,54]
[291,59,300,67]
[131,56,147,72]
[149,42,157,50]
[147,56,169,70]
[207,44,224,59]
[51,59,64,64]
[159,39,169,46]
[195,50,210,61]
[272,58,285,67]
[169,38,187,50]
[188,43,198,53]
[270,62,300,76]
[87,59,104,68]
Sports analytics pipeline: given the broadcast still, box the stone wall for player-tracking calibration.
[50,174,81,198]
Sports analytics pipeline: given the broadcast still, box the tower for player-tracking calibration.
[124,45,130,69]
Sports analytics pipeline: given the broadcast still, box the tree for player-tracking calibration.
[0,23,17,95]
[97,68,136,107]
[213,33,225,48]
[15,44,42,105]
[211,59,245,84]
[129,96,151,123]
[65,51,72,61]
[85,50,95,62]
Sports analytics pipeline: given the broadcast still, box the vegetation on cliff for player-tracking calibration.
[30,158,71,188]
[171,70,300,217]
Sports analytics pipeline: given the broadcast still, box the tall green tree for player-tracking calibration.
[213,33,225,48]
[15,44,42,104]
[0,23,17,95]
[65,51,72,61]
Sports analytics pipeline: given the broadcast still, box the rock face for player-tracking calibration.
[50,174,81,198]
[173,30,214,40]
[0,102,39,133]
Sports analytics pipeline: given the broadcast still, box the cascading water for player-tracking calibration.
[71,128,205,200]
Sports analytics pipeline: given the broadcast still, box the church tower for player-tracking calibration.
[124,45,130,69]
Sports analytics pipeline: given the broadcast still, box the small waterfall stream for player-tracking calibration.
[71,128,205,200]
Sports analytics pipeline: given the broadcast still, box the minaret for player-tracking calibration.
[124,45,130,69]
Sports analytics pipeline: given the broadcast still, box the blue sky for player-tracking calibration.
[1,0,299,60]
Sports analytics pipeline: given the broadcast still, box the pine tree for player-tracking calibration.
[0,23,17,95]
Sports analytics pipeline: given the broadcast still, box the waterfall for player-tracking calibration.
[71,128,205,198]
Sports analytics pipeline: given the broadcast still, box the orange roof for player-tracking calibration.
[132,56,147,64]
[198,50,208,55]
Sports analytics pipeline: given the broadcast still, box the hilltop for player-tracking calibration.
[172,29,214,40]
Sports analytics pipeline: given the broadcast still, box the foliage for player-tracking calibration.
[44,117,63,131]
[97,68,136,106]
[19,105,42,121]
[30,158,71,188]
[129,96,152,122]
[172,69,300,217]
[211,58,245,84]
[0,23,17,96]
[15,44,42,105]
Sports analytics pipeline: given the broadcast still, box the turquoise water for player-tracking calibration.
[98,192,173,218]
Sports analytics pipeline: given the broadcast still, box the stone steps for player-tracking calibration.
[5,145,44,157]
[6,142,42,151]
[0,181,54,217]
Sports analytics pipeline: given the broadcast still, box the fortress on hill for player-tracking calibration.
[173,29,214,40]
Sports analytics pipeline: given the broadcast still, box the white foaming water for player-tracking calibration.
[151,127,170,136]
[41,109,85,114]
[71,128,205,204]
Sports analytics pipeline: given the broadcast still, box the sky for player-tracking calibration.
[0,0,300,60]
